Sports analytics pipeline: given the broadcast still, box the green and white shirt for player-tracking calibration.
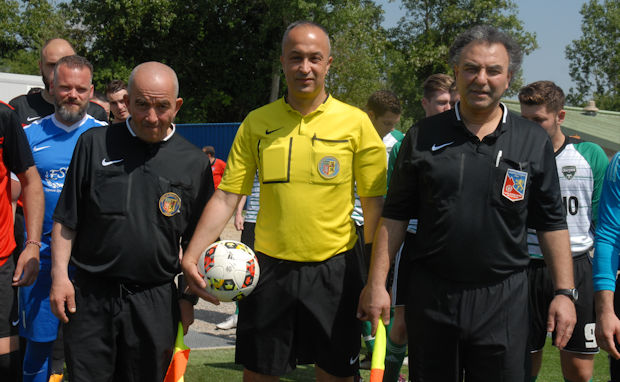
[528,137,608,259]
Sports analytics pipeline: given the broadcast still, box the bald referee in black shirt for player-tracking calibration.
[49,62,213,381]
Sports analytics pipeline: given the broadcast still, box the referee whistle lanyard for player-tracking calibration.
[370,319,387,382]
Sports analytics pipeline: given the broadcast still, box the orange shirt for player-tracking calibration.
[211,158,226,189]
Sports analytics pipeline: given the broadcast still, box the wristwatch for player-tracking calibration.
[554,288,579,303]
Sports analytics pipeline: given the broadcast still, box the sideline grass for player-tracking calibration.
[185,338,611,381]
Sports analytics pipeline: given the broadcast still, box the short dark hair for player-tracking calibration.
[449,25,523,76]
[366,90,401,117]
[105,79,127,96]
[282,20,331,55]
[422,74,454,99]
[53,55,93,83]
[518,81,565,112]
[202,146,215,156]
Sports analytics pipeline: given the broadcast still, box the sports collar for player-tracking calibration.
[51,113,89,133]
[454,101,509,125]
[125,117,176,142]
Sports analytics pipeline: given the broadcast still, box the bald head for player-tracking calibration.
[126,61,183,143]
[40,38,76,92]
[128,62,179,99]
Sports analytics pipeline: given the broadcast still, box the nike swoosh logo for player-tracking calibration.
[33,146,51,152]
[431,141,454,151]
[26,116,40,122]
[265,128,282,135]
[11,319,19,326]
[349,353,360,365]
[101,158,124,166]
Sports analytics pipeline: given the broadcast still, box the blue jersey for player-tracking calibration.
[593,153,620,291]
[24,114,106,264]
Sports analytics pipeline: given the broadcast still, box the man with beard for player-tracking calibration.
[9,38,108,127]
[358,25,576,381]
[20,55,106,382]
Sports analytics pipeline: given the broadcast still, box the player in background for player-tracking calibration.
[105,80,130,124]
[519,81,608,382]
[383,73,456,382]
[352,90,401,370]
[182,20,386,381]
[0,102,44,381]
[20,55,107,382]
[592,152,620,380]
[9,38,108,126]
[202,146,226,189]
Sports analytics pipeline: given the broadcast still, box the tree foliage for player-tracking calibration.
[63,0,387,122]
[0,0,74,74]
[565,0,619,111]
[2,0,545,123]
[387,0,537,123]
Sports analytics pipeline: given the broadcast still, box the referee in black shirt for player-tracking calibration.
[358,25,577,381]
[49,62,214,381]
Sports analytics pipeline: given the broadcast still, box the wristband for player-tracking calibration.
[25,240,41,248]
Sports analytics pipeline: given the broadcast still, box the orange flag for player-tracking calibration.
[164,322,191,382]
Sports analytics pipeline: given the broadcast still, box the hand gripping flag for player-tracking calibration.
[370,319,386,382]
[164,322,191,382]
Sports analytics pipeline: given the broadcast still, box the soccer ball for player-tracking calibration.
[197,240,260,302]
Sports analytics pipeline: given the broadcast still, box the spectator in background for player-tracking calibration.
[105,80,130,124]
[202,145,226,189]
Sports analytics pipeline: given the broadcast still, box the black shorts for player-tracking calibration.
[392,232,415,306]
[527,253,598,354]
[236,250,363,377]
[406,266,528,382]
[0,258,19,337]
[64,272,179,382]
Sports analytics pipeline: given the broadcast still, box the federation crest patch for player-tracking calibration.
[318,156,339,179]
[502,169,528,202]
[562,165,577,180]
[159,192,181,216]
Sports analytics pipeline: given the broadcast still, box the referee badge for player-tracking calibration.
[318,156,339,179]
[159,192,181,216]
[502,169,527,202]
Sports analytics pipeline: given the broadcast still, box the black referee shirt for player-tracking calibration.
[384,103,566,283]
[53,121,214,284]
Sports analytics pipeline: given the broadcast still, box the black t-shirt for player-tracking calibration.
[384,103,566,283]
[9,92,108,126]
[53,122,214,284]
[0,102,35,175]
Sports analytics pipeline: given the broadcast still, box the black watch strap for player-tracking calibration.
[177,274,199,305]
[554,288,578,303]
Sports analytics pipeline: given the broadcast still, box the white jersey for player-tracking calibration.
[528,137,608,258]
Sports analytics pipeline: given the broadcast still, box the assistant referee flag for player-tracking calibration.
[164,323,190,382]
